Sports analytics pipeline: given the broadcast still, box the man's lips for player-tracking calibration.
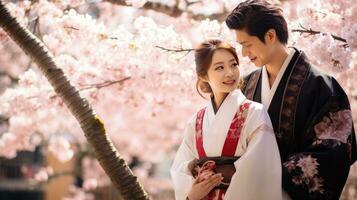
[250,57,257,62]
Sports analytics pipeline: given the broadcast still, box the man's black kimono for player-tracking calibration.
[242,48,357,200]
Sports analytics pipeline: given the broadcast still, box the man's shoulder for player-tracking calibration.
[243,68,261,82]
[307,64,335,84]
[295,48,335,86]
[303,63,344,97]
[241,68,261,92]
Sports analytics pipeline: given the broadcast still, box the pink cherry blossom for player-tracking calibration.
[0,0,356,198]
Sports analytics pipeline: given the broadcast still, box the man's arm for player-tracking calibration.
[282,78,356,200]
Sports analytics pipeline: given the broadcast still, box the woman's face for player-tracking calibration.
[205,49,240,96]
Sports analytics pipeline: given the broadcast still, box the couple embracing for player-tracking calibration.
[171,0,357,200]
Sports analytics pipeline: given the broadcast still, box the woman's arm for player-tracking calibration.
[224,105,282,200]
[170,120,198,200]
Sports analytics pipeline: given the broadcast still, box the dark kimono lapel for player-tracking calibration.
[244,49,307,159]
[243,69,261,102]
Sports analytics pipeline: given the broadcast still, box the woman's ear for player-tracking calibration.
[199,75,209,82]
[198,76,212,93]
[265,28,277,44]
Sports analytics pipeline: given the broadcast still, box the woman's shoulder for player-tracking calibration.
[186,107,206,127]
[243,99,271,123]
[244,99,265,112]
[234,89,265,112]
[244,100,273,128]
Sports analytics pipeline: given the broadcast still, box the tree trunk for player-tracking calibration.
[0,1,150,199]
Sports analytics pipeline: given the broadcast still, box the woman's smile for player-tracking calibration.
[223,79,236,86]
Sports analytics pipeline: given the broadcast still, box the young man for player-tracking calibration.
[225,0,357,199]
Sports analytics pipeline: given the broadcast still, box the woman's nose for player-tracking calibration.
[225,68,234,77]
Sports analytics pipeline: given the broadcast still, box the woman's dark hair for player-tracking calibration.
[226,0,288,44]
[194,39,242,98]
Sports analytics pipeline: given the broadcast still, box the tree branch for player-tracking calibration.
[48,170,78,181]
[292,24,348,47]
[155,45,194,53]
[24,77,131,102]
[105,0,182,17]
[184,0,201,7]
[78,76,131,91]
[104,0,228,21]
[155,45,194,58]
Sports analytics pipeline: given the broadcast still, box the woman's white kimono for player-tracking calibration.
[171,89,282,200]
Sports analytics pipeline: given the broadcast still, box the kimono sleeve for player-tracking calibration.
[282,77,357,200]
[224,103,282,200]
[170,117,197,200]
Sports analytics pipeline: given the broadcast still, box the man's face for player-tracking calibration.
[235,29,273,67]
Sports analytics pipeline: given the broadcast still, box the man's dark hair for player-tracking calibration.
[226,0,288,45]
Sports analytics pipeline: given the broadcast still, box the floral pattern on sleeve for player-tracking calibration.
[313,109,352,144]
[283,155,324,194]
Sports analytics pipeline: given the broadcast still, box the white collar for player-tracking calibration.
[206,89,246,126]
[261,48,295,108]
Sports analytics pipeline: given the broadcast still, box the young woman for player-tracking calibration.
[170,39,282,200]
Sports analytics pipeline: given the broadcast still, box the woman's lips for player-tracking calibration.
[223,80,236,85]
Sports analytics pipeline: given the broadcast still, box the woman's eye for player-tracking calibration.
[215,66,223,70]
[231,63,239,68]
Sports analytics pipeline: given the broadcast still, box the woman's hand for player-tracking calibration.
[187,172,223,200]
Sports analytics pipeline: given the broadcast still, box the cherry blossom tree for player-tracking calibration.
[0,0,150,199]
[0,0,356,199]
